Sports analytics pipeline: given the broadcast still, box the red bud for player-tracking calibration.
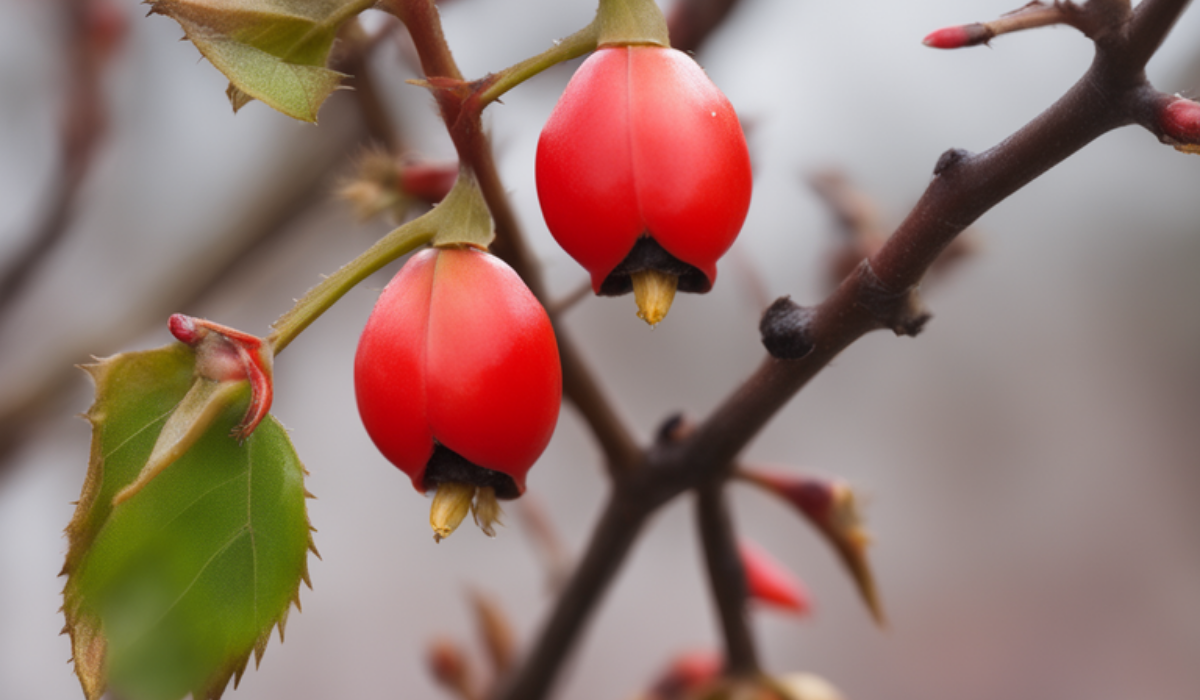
[740,468,884,625]
[646,649,724,700]
[923,24,993,49]
[400,161,459,204]
[740,539,811,615]
[427,638,475,699]
[168,314,273,441]
[1161,98,1200,152]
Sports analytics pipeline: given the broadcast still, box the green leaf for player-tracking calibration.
[147,0,376,122]
[62,343,317,700]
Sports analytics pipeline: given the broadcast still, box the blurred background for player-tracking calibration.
[2,0,1199,698]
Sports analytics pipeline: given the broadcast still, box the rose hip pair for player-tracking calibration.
[537,45,753,325]
[356,38,751,538]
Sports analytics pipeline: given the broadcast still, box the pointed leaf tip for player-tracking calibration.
[147,0,370,121]
[740,468,885,625]
[740,539,811,615]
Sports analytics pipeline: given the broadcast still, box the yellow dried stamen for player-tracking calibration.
[430,482,476,542]
[471,487,504,538]
[631,270,678,326]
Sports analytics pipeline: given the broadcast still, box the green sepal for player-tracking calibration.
[146,0,375,122]
[62,343,317,700]
[595,0,669,48]
[429,169,496,250]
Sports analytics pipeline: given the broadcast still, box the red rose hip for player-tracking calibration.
[354,247,562,540]
[536,46,753,325]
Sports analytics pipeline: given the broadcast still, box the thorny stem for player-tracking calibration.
[696,482,760,677]
[477,23,600,106]
[268,167,498,353]
[266,210,436,354]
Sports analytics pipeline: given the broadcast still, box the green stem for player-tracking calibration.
[477,23,601,106]
[267,216,435,355]
[268,170,494,354]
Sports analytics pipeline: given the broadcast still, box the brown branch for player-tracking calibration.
[546,279,592,318]
[1126,0,1193,70]
[492,481,660,700]
[695,482,760,678]
[514,494,573,592]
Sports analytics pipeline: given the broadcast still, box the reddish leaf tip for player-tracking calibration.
[740,540,811,615]
[923,24,991,49]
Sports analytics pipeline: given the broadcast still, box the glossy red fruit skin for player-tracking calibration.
[536,46,753,293]
[354,247,562,496]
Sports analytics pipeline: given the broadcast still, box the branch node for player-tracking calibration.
[854,261,931,337]
[933,148,972,177]
[759,297,816,360]
[656,412,695,444]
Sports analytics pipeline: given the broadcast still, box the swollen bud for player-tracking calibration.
[427,637,476,700]
[740,468,884,625]
[340,151,459,222]
[1161,97,1200,154]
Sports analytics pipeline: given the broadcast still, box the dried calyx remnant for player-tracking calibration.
[599,238,709,326]
[425,445,518,542]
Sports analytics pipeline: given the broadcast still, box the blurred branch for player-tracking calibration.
[0,0,124,323]
[493,483,659,700]
[695,482,759,678]
[546,279,592,318]
[667,0,747,54]
[515,494,573,591]
[0,109,367,476]
[0,14,412,476]
[338,17,404,151]
[810,168,977,289]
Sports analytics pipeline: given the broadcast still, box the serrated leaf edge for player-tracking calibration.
[62,352,320,700]
[198,444,319,700]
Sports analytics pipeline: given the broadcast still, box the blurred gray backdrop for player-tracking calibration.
[2,0,1199,699]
